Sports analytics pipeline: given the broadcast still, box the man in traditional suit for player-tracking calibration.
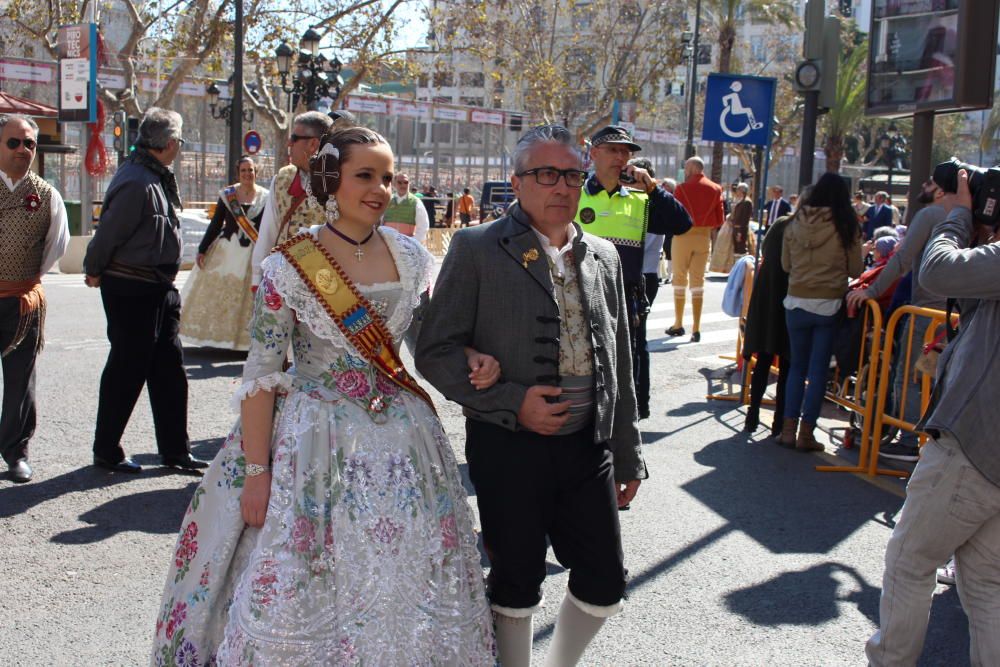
[251,111,333,287]
[416,124,646,667]
[0,114,68,483]
[864,190,894,240]
[765,185,792,228]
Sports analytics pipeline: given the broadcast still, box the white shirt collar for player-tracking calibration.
[0,169,26,192]
[530,223,577,275]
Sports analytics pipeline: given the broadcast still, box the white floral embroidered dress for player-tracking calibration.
[152,227,495,666]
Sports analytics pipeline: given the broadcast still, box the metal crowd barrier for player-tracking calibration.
[866,305,954,478]
[424,228,457,257]
[815,298,884,475]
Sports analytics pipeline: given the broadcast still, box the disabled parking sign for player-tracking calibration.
[702,73,776,147]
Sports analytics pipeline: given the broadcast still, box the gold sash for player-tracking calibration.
[277,233,435,413]
[222,186,259,243]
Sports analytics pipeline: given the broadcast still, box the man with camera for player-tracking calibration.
[866,169,1000,666]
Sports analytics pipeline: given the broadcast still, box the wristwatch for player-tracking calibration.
[245,462,270,477]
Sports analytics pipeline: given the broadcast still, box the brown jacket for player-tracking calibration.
[781,206,863,299]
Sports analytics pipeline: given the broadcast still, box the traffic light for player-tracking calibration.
[508,114,523,132]
[793,0,841,109]
[112,110,127,155]
[126,117,140,154]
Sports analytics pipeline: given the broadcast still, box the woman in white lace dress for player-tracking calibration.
[151,128,497,666]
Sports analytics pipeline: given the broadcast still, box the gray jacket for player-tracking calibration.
[84,151,183,276]
[864,204,947,310]
[918,205,1000,487]
[415,205,646,482]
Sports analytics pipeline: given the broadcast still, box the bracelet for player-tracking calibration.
[245,462,270,477]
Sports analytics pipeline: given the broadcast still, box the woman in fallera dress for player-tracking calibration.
[180,155,268,350]
[152,127,497,665]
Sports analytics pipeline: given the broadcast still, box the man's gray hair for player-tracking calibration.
[735,182,749,194]
[685,156,705,172]
[513,124,580,174]
[662,177,677,192]
[137,107,183,150]
[294,111,334,138]
[627,157,654,178]
[0,114,39,135]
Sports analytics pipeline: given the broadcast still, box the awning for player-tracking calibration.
[0,91,58,117]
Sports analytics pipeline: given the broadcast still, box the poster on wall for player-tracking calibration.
[57,23,97,122]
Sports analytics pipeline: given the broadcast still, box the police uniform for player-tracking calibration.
[575,127,692,415]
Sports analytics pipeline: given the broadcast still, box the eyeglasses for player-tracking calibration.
[5,137,37,151]
[176,138,186,147]
[516,167,588,188]
[289,133,318,143]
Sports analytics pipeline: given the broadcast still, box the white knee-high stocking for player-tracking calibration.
[543,595,607,667]
[494,612,533,667]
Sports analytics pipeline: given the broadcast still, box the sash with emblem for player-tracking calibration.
[221,186,259,242]
[277,233,435,413]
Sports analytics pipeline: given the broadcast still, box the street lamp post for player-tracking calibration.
[879,123,906,199]
[206,77,255,183]
[684,0,702,160]
[228,0,244,185]
[275,28,345,112]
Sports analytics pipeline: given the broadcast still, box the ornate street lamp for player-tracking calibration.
[275,27,345,111]
[879,122,907,195]
[206,77,254,125]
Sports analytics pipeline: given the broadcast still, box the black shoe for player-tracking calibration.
[745,407,760,433]
[9,459,32,483]
[691,331,701,343]
[878,442,920,462]
[93,455,142,473]
[161,454,210,471]
[665,326,685,337]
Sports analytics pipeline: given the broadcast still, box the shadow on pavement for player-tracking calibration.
[724,561,880,626]
[184,348,246,380]
[51,481,200,544]
[683,431,901,554]
[0,439,221,529]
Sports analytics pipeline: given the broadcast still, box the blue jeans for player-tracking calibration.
[784,307,838,424]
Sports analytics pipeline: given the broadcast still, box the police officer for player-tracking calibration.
[576,125,692,419]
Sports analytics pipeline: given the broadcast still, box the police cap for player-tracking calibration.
[590,125,642,152]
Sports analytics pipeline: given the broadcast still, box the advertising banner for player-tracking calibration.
[57,23,97,122]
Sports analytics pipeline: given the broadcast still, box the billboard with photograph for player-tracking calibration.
[866,0,1000,116]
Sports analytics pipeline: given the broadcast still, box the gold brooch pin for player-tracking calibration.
[522,248,539,269]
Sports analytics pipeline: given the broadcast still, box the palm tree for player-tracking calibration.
[822,36,868,173]
[699,0,799,184]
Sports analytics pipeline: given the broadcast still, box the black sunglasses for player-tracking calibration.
[289,133,318,143]
[6,137,37,151]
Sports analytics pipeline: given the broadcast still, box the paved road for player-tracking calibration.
[0,268,969,665]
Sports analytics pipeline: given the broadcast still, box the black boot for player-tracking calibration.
[745,406,760,432]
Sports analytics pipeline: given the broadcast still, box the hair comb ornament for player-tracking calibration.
[309,137,342,205]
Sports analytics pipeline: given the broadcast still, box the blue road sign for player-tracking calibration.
[701,74,776,147]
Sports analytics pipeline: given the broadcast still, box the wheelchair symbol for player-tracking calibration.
[719,81,764,139]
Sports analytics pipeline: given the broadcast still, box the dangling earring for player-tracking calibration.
[325,196,340,222]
